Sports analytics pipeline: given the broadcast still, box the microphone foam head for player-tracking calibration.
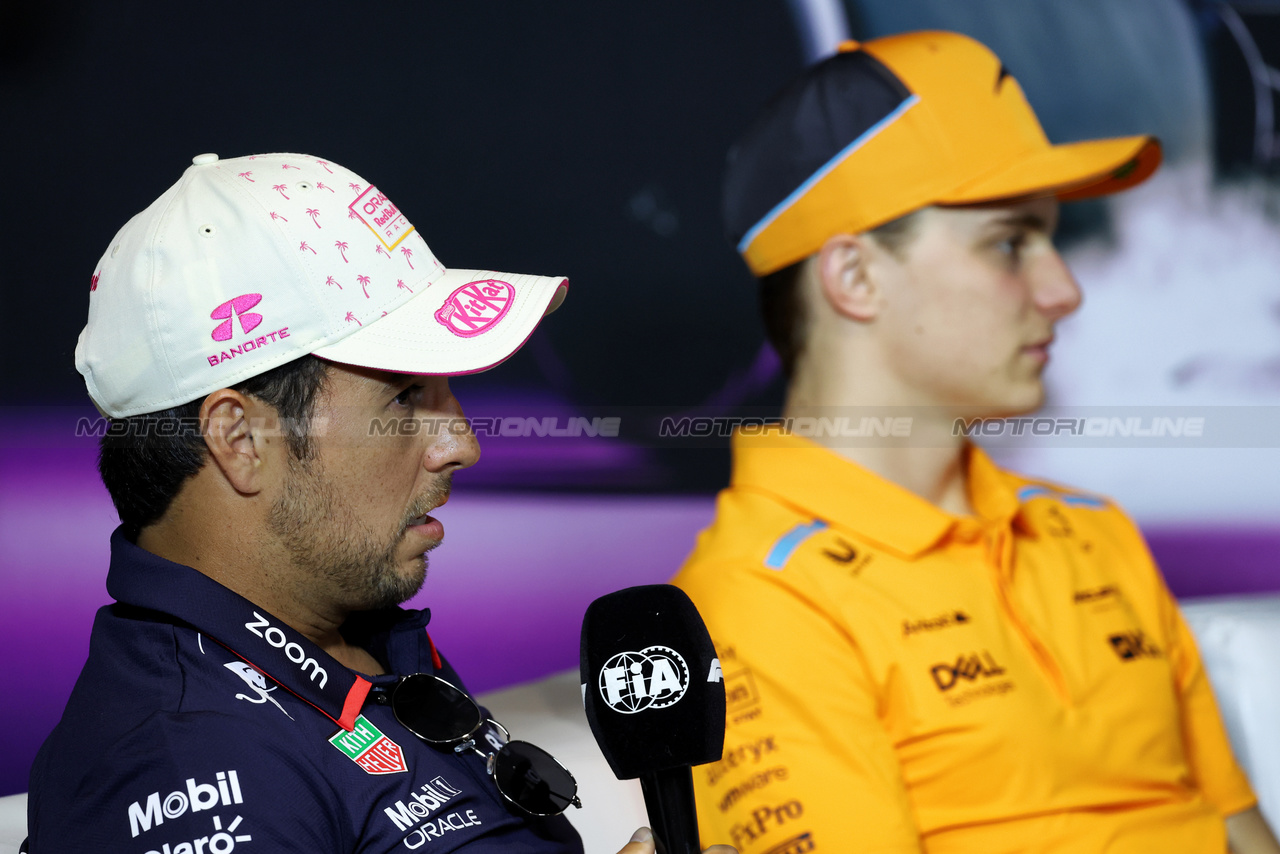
[580,584,726,779]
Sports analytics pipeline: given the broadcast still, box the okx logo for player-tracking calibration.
[930,651,1006,692]
[599,646,690,714]
[211,294,264,341]
[1109,631,1161,661]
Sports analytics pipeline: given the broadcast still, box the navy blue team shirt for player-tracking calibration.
[28,528,584,853]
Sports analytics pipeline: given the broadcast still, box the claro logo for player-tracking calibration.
[245,612,328,688]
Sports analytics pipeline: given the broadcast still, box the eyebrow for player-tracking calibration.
[985,211,1055,233]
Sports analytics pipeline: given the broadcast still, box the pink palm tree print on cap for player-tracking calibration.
[316,181,334,193]
[345,312,361,326]
[282,164,300,170]
[237,171,254,182]
[375,245,390,259]
[335,241,349,263]
[270,211,287,222]
[348,182,362,194]
[357,274,371,298]
[306,208,321,228]
[325,276,342,290]
[299,241,316,254]
[272,184,290,200]
[401,247,414,269]
[348,210,359,221]
[396,279,412,294]
[317,160,333,173]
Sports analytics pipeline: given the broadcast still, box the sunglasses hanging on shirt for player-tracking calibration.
[391,672,581,818]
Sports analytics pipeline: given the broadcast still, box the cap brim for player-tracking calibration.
[937,135,1162,206]
[312,267,568,376]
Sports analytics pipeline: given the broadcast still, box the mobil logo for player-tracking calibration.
[127,770,244,837]
[598,645,690,714]
[434,279,514,338]
[211,294,263,341]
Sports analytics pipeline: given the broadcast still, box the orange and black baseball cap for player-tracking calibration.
[725,31,1162,276]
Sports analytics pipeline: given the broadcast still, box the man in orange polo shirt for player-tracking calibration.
[673,31,1279,853]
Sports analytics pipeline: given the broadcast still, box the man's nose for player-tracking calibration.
[1033,248,1083,321]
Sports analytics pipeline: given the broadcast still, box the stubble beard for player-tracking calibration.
[267,455,449,611]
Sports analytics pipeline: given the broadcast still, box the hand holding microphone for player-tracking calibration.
[581,584,732,854]
[616,826,736,854]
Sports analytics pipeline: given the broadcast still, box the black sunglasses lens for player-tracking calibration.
[393,675,482,743]
[492,741,578,816]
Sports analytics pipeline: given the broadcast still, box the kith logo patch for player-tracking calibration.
[329,715,408,774]
[211,294,263,341]
[435,279,514,338]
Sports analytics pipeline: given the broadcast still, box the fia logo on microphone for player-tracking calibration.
[599,645,690,714]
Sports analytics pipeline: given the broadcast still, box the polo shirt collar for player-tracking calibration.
[106,526,429,731]
[730,430,1021,557]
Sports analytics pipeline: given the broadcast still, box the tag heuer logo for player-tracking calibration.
[329,715,408,774]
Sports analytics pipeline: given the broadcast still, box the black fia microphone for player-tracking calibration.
[580,585,726,854]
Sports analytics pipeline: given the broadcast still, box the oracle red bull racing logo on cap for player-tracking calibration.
[329,715,408,774]
[434,280,514,338]
[349,185,415,251]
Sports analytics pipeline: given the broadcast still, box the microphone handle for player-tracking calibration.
[638,766,701,854]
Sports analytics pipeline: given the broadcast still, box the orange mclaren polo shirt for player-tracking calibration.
[673,431,1255,854]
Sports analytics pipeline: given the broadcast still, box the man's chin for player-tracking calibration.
[360,559,428,611]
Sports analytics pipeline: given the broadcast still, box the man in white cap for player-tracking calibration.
[674,32,1279,854]
[27,152,734,854]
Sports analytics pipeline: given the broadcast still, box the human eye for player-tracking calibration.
[995,231,1028,263]
[392,383,424,409]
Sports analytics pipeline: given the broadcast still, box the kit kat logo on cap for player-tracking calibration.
[211,294,264,341]
[434,279,514,338]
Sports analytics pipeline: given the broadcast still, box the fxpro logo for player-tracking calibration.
[598,646,690,714]
[128,770,244,837]
[244,612,328,688]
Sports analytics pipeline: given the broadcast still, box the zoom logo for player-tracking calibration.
[599,646,689,714]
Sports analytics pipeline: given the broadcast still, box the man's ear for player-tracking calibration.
[816,233,880,322]
[200,389,273,495]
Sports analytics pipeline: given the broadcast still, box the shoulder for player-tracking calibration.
[30,707,345,852]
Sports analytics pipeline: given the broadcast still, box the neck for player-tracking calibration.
[782,365,973,516]
[136,476,383,675]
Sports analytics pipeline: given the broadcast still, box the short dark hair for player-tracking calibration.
[98,355,330,539]
[758,210,922,380]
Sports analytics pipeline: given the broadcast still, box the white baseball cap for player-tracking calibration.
[76,152,569,418]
